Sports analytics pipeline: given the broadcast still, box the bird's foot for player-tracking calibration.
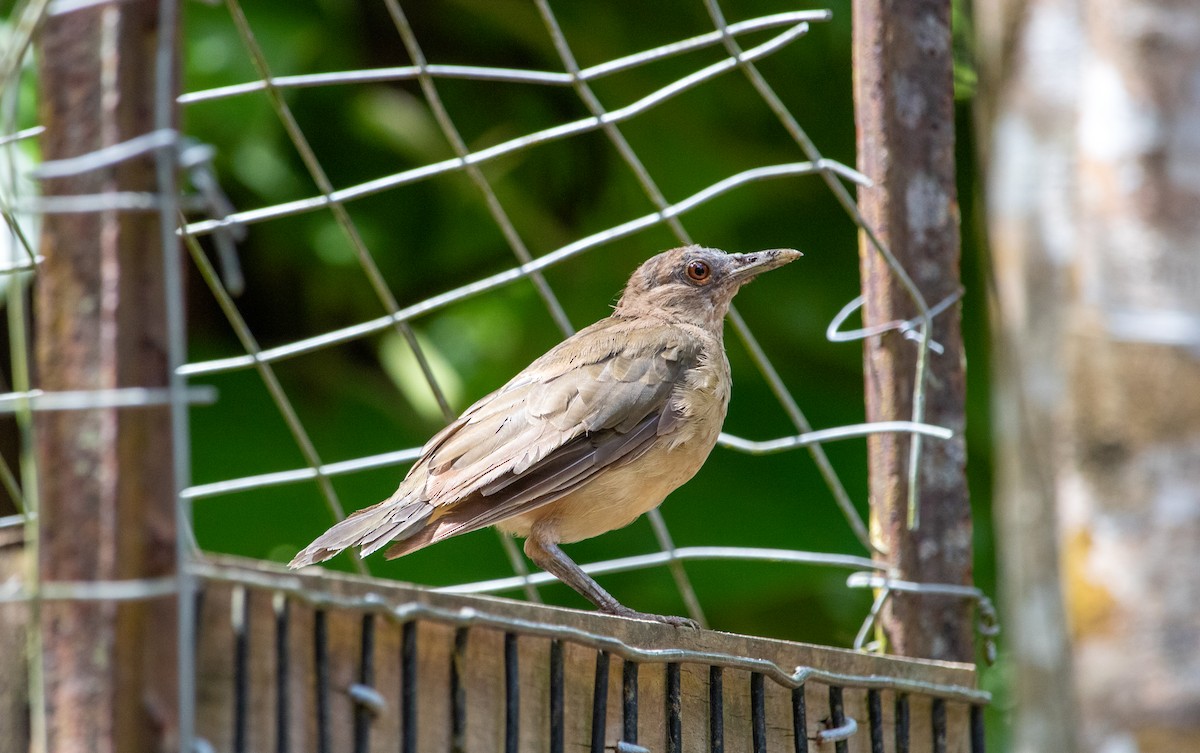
[602,604,699,628]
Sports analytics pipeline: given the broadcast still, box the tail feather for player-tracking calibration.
[288,497,432,568]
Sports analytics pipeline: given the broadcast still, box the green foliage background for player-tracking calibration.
[179,0,1000,740]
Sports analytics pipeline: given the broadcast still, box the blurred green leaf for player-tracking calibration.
[379,328,465,421]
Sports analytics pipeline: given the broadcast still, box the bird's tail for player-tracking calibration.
[288,494,432,568]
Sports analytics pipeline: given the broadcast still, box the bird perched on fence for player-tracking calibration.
[290,245,801,625]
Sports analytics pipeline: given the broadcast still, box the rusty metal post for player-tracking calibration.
[852,0,974,662]
[34,1,181,751]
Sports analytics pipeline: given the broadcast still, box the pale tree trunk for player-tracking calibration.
[977,0,1200,751]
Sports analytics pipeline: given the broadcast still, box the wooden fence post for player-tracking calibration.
[34,1,180,751]
[852,0,975,662]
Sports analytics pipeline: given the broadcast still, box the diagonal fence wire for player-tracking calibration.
[180,222,369,577]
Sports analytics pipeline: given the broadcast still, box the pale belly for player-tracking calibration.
[495,430,720,543]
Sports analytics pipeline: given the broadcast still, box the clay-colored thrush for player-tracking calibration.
[290,245,801,625]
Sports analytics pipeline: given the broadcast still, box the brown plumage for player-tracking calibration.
[290,245,801,625]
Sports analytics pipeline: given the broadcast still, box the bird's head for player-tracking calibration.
[613,245,802,329]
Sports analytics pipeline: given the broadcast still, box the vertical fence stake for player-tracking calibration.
[34,1,181,751]
[852,0,974,662]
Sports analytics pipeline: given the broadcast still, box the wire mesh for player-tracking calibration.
[0,6,993,749]
[192,5,831,605]
[0,2,990,624]
[0,1,998,750]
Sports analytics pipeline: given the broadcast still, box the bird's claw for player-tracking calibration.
[650,613,700,629]
[604,605,699,628]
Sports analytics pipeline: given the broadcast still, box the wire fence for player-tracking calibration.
[189,0,967,624]
[1,0,990,629]
[0,1,993,753]
[0,2,991,748]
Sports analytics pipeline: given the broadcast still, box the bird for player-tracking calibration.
[290,245,801,626]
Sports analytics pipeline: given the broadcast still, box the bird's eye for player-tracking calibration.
[685,260,711,282]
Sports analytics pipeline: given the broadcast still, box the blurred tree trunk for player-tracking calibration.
[977,0,1200,751]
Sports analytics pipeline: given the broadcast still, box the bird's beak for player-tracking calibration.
[727,248,802,281]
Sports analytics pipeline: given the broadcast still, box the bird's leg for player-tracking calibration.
[524,528,697,628]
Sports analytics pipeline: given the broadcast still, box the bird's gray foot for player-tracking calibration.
[524,530,698,628]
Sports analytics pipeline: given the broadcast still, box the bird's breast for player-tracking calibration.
[496,433,718,544]
[667,347,731,448]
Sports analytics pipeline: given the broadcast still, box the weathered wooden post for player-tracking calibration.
[34,0,182,750]
[853,0,975,662]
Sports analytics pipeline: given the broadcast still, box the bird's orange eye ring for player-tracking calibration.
[685,260,711,282]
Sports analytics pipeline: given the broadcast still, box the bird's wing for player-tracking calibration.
[378,408,666,559]
[414,322,700,500]
[421,325,699,494]
[290,320,704,566]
